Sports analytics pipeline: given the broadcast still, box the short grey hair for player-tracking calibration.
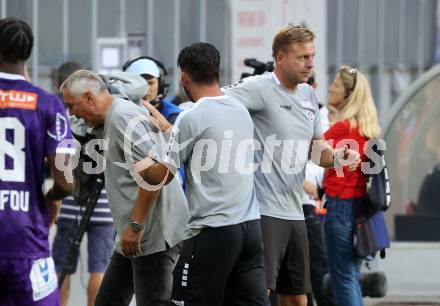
[60,69,107,97]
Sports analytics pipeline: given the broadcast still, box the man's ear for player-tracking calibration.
[275,50,288,64]
[180,71,190,87]
[84,91,94,105]
[275,51,285,64]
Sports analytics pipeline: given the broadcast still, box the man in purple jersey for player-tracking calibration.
[0,17,74,306]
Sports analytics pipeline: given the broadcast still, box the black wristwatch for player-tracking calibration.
[131,221,143,233]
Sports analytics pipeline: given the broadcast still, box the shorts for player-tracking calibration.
[0,257,60,306]
[261,216,311,295]
[52,220,115,274]
[171,220,268,306]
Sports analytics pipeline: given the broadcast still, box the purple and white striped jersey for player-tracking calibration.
[0,72,75,259]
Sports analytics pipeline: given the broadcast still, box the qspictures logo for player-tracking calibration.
[55,114,386,191]
[0,89,38,110]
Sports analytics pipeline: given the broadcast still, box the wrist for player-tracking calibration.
[131,221,144,233]
[45,189,58,201]
[46,187,69,201]
[162,122,172,132]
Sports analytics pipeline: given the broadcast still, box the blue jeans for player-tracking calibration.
[324,197,363,306]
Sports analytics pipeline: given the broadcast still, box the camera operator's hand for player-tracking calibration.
[47,198,61,227]
[121,223,142,257]
[143,100,173,132]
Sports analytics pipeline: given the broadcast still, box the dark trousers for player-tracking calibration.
[303,204,335,306]
[171,220,268,306]
[94,246,179,306]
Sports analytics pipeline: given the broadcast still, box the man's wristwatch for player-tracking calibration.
[131,221,143,233]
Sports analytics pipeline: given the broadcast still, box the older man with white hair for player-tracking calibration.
[61,70,189,306]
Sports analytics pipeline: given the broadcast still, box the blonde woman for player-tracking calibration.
[323,66,380,306]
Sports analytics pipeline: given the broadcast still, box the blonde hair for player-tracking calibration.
[338,66,381,139]
[272,25,315,59]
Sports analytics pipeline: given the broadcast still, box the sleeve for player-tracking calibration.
[222,76,265,111]
[305,160,319,183]
[44,95,75,156]
[111,109,156,166]
[162,111,197,174]
[310,87,324,138]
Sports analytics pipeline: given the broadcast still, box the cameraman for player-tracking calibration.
[122,57,181,124]
[51,61,115,306]
[60,70,189,306]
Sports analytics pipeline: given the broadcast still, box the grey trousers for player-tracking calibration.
[94,246,179,306]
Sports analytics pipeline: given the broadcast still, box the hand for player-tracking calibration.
[303,180,319,200]
[335,145,361,171]
[121,224,142,257]
[143,100,173,132]
[47,198,61,227]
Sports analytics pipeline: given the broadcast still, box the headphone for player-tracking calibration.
[122,56,170,98]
